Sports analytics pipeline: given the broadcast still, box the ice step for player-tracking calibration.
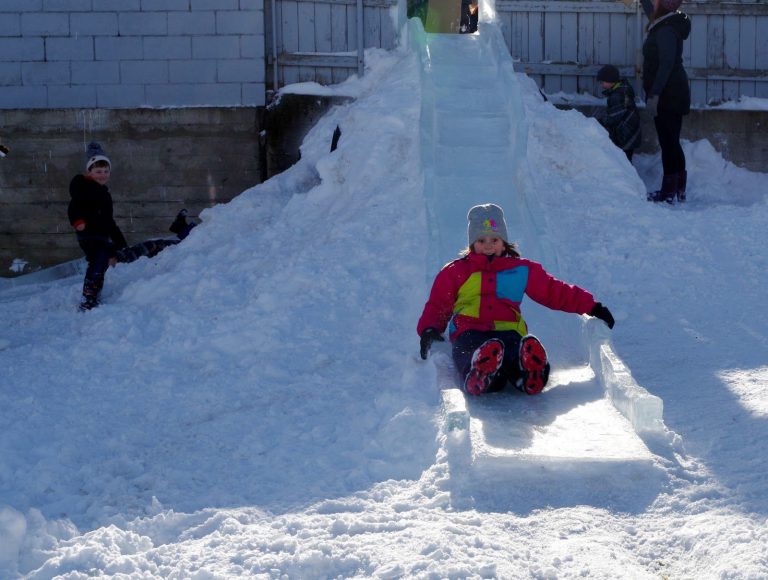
[436,115,510,147]
[471,397,656,466]
[468,366,656,460]
[430,176,513,202]
[441,365,665,507]
[433,146,512,176]
[424,33,483,62]
[433,86,507,115]
[431,66,500,89]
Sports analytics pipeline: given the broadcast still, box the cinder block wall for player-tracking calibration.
[0,108,264,275]
[0,0,265,109]
[0,1,267,276]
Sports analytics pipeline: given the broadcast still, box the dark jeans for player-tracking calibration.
[116,239,179,264]
[654,111,685,175]
[78,238,114,297]
[453,330,524,392]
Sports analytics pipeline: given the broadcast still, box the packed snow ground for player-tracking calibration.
[2,21,768,579]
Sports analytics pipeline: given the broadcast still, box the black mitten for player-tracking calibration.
[419,328,445,360]
[590,302,615,329]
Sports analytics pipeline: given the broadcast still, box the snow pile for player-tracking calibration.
[1,20,768,579]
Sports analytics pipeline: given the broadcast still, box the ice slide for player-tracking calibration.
[409,19,667,506]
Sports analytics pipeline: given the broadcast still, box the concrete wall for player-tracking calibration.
[664,109,768,172]
[0,0,265,109]
[569,105,768,173]
[0,107,263,275]
[264,93,352,177]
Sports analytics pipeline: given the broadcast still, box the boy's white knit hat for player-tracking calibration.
[467,203,508,244]
[85,141,111,172]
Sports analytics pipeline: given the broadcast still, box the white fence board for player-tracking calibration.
[364,5,380,48]
[271,0,396,90]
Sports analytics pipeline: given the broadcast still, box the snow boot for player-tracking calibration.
[169,209,196,240]
[463,339,505,396]
[517,335,550,395]
[676,169,687,202]
[78,294,100,312]
[647,173,678,204]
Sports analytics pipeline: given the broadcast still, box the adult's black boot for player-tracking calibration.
[647,173,678,204]
[676,169,687,202]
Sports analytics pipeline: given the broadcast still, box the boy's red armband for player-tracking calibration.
[73,219,86,231]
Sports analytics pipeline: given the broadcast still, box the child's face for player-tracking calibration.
[88,165,111,185]
[600,81,614,90]
[473,236,504,257]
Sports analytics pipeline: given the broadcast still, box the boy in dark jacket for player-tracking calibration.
[68,142,128,311]
[597,65,642,162]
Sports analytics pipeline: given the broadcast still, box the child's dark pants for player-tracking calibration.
[452,330,524,392]
[79,239,113,298]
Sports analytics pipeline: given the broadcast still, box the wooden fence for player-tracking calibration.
[265,0,768,105]
[266,0,402,88]
[497,0,768,105]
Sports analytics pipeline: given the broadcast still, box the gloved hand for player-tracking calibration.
[646,95,659,118]
[419,328,445,360]
[590,302,615,329]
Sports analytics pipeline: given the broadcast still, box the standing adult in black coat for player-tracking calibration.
[641,0,691,203]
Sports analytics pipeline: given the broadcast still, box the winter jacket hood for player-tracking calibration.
[648,11,690,40]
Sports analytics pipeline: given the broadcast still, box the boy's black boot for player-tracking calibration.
[647,173,678,204]
[169,209,189,236]
[78,294,100,311]
[169,208,196,240]
[676,169,687,202]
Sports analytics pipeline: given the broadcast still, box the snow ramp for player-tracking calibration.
[409,19,666,508]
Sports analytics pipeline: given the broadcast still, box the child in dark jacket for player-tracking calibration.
[597,65,642,162]
[68,142,128,311]
[418,204,615,396]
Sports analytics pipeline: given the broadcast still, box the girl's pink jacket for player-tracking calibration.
[417,252,597,341]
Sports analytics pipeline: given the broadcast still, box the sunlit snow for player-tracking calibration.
[1,16,767,580]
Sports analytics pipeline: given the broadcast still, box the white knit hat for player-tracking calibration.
[85,141,111,172]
